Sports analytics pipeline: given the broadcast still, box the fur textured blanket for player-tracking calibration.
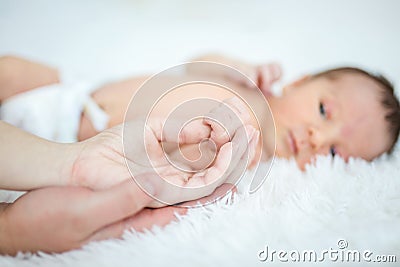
[1,1,399,266]
[1,154,399,267]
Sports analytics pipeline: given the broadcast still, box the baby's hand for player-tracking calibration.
[71,97,259,208]
[145,97,259,207]
[203,97,255,148]
[228,63,282,97]
[201,97,260,182]
[145,112,259,207]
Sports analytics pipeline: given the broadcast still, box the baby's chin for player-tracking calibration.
[269,147,307,170]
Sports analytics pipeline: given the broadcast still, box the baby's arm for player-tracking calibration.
[0,56,59,102]
[187,53,254,80]
[187,53,281,96]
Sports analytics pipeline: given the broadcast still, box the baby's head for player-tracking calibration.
[267,67,400,169]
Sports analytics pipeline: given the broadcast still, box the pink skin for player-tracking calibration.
[0,179,234,255]
[71,115,257,208]
[266,73,391,170]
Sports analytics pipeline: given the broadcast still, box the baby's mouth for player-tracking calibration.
[287,130,298,156]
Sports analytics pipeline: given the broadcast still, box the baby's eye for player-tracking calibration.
[330,146,336,158]
[319,102,327,118]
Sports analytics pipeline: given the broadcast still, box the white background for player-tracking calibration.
[0,0,399,90]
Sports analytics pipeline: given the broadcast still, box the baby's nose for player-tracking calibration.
[308,127,324,151]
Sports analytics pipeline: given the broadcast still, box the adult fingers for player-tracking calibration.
[86,207,179,242]
[150,124,256,206]
[245,128,260,169]
[87,183,236,242]
[132,183,237,230]
[177,183,237,207]
[226,128,259,184]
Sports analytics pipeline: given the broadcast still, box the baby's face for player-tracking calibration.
[267,74,391,169]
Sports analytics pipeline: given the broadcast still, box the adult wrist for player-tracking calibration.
[57,141,85,187]
[0,122,84,190]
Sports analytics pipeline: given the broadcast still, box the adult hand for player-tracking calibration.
[1,94,258,206]
[0,176,154,254]
[69,118,212,190]
[71,103,259,207]
[86,183,236,240]
[0,179,234,255]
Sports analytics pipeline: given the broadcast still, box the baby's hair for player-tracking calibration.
[312,67,400,154]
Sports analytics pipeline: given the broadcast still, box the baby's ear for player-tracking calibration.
[282,75,311,95]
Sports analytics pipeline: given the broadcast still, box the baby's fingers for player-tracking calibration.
[226,129,259,184]
[189,125,256,187]
[147,117,211,145]
[203,97,252,148]
[256,63,282,96]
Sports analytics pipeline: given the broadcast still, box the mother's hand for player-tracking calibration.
[0,176,155,254]
[0,179,234,255]
[69,118,212,190]
[70,105,258,207]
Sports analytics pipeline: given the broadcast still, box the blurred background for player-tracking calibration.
[0,0,399,89]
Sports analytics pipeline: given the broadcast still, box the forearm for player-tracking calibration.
[0,121,81,190]
[0,202,12,255]
[186,53,254,79]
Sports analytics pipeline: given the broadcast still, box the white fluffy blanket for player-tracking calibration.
[1,154,399,267]
[1,1,399,266]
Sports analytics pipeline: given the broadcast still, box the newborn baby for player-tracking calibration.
[0,55,399,171]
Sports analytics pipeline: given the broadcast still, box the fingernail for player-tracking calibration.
[248,128,256,141]
[220,131,229,140]
[252,130,260,143]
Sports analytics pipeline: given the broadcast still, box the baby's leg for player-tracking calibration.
[0,56,59,101]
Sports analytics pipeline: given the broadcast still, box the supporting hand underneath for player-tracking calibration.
[0,178,234,255]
